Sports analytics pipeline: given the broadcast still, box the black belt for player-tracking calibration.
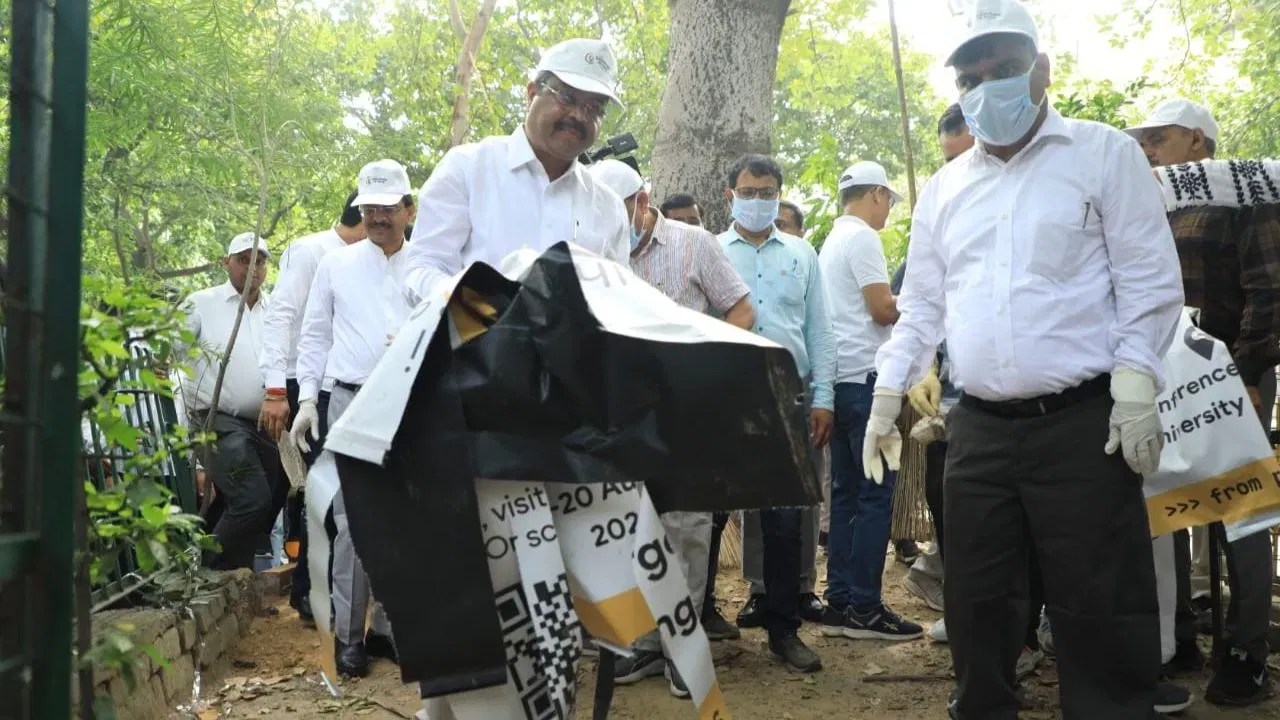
[960,374,1109,419]
[334,380,363,393]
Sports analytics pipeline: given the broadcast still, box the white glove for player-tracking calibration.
[1105,368,1163,476]
[290,399,320,454]
[861,388,904,485]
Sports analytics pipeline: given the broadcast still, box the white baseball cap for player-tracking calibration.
[945,0,1039,67]
[226,232,270,258]
[837,161,904,204]
[352,159,412,207]
[1125,98,1219,142]
[588,159,644,201]
[535,38,623,107]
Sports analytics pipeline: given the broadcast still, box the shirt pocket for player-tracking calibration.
[1027,196,1103,283]
[772,266,807,308]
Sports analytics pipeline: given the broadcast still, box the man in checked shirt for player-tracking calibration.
[1130,98,1280,707]
[587,158,754,699]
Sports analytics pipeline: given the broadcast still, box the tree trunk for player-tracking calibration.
[887,0,919,209]
[449,0,500,149]
[650,0,792,234]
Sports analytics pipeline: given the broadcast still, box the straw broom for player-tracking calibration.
[719,511,743,570]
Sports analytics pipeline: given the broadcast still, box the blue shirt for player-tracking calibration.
[718,226,835,411]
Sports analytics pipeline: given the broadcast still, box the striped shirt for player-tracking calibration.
[630,211,750,316]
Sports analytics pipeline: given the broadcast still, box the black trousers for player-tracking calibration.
[285,380,330,606]
[944,393,1159,720]
[927,438,1043,651]
[201,411,285,570]
[703,509,802,637]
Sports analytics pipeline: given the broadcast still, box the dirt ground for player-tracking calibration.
[179,553,1280,720]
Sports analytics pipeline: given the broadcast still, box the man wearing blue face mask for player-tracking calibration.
[863,1,1185,718]
[717,153,835,673]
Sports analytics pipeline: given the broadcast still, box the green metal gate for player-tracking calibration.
[1,0,92,716]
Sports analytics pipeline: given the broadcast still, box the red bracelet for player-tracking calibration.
[265,387,287,398]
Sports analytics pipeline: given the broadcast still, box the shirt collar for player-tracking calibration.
[974,106,1073,162]
[834,214,871,231]
[508,126,588,189]
[725,223,784,247]
[218,282,241,302]
[648,209,667,246]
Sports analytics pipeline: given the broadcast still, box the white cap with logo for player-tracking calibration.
[535,38,623,107]
[587,159,644,201]
[945,0,1039,67]
[838,161,904,204]
[1125,98,1219,142]
[226,232,270,258]
[352,159,412,207]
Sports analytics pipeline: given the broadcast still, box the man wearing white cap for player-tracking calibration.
[180,232,278,571]
[587,158,754,697]
[863,1,1185,717]
[291,158,415,677]
[1130,98,1280,706]
[404,38,630,303]
[817,160,925,644]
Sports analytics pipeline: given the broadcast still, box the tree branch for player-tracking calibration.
[449,0,501,148]
[157,263,217,279]
[448,0,467,38]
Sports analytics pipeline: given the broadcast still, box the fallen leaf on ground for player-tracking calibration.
[864,663,885,676]
[197,711,219,720]
[263,676,286,686]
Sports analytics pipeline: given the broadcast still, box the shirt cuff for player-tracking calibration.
[810,383,835,412]
[299,380,320,403]
[263,370,287,390]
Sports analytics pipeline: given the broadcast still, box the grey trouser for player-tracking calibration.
[946,393,1159,720]
[1172,367,1275,663]
[328,385,391,643]
[635,511,713,654]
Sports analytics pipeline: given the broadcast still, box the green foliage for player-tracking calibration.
[1053,72,1151,129]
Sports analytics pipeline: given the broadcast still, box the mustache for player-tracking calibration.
[367,219,393,229]
[554,118,588,137]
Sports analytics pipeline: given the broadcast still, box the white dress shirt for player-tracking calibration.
[404,127,631,303]
[295,239,413,402]
[181,282,271,419]
[259,228,346,389]
[876,109,1184,402]
[819,215,893,382]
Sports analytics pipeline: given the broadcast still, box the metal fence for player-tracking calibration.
[1,0,92,717]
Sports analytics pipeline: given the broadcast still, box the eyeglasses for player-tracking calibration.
[537,81,609,123]
[734,188,780,201]
[233,254,269,267]
[359,204,401,217]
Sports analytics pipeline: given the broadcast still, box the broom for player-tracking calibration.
[891,402,934,543]
[719,511,743,570]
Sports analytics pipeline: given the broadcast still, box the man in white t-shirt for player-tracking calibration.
[817,161,923,641]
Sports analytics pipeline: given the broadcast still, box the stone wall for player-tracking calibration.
[78,568,261,719]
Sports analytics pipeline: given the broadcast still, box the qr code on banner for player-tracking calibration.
[528,574,583,717]
[494,583,557,720]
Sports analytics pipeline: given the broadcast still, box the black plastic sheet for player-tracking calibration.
[335,242,822,693]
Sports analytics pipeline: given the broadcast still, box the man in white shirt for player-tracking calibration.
[818,161,924,643]
[403,38,630,303]
[588,159,754,697]
[257,191,366,625]
[291,159,415,677]
[863,2,1184,717]
[181,232,277,571]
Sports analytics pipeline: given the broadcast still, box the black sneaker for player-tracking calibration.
[1206,647,1273,707]
[799,593,825,623]
[768,632,822,672]
[614,649,665,685]
[365,632,399,664]
[701,608,741,641]
[822,603,923,641]
[1162,639,1205,677]
[665,661,690,698]
[948,684,1029,718]
[894,539,921,565]
[736,595,765,629]
[1154,682,1194,714]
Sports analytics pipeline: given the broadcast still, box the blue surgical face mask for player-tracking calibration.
[732,195,780,233]
[629,226,643,250]
[960,66,1044,147]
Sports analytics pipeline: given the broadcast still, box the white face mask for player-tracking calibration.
[731,194,780,233]
[960,63,1044,147]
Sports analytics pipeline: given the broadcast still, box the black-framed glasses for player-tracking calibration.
[733,188,780,201]
[537,81,610,123]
